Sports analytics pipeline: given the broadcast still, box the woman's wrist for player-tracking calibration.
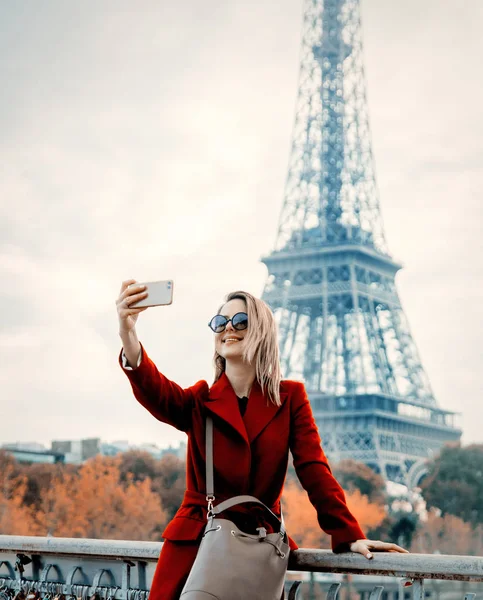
[119,329,141,367]
[119,327,137,341]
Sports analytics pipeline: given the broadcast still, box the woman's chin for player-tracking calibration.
[220,348,244,361]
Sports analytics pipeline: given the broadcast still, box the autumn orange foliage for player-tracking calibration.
[0,463,40,535]
[345,489,386,530]
[0,453,166,540]
[4,447,483,556]
[411,508,483,556]
[282,478,385,548]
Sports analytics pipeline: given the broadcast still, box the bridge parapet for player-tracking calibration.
[1,536,482,600]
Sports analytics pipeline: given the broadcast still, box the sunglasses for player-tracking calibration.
[208,312,248,333]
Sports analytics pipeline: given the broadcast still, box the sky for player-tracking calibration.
[0,0,482,451]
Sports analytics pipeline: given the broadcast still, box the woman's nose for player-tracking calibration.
[225,320,235,332]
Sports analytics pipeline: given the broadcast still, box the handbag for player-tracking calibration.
[180,415,290,600]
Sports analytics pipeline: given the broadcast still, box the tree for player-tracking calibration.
[386,511,419,549]
[345,489,386,530]
[22,462,78,510]
[0,455,40,535]
[410,509,483,556]
[0,450,17,474]
[332,460,386,506]
[37,455,167,540]
[118,450,157,483]
[118,451,185,521]
[282,477,385,548]
[282,478,330,549]
[152,454,186,521]
[420,444,483,526]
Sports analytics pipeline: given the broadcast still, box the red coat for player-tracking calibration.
[121,345,365,552]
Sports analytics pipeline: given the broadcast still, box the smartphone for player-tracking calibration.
[129,280,174,308]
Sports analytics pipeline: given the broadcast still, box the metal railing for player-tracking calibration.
[1,536,482,600]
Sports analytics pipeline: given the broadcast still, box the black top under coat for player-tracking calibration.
[237,396,248,417]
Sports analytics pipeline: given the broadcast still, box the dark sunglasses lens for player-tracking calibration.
[210,315,227,333]
[233,313,248,330]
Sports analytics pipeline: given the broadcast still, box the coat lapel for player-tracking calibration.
[244,380,288,443]
[206,374,289,445]
[206,373,249,444]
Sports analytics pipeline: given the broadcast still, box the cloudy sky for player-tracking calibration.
[1,0,482,451]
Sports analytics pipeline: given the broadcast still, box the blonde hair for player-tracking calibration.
[213,291,282,406]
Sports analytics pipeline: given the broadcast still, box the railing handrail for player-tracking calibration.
[0,535,161,561]
[1,535,483,582]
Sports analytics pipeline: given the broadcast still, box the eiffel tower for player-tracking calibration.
[261,0,461,487]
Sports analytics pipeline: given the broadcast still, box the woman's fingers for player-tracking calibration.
[367,540,409,553]
[118,280,144,303]
[350,540,373,559]
[119,301,149,317]
[123,289,148,307]
[124,306,149,315]
[116,280,149,333]
[116,282,147,307]
[119,279,137,294]
[350,539,409,560]
[116,280,135,306]
[119,302,148,313]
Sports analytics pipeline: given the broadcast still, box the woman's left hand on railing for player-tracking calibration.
[350,539,409,560]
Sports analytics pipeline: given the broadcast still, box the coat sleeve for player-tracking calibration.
[289,381,366,552]
[119,343,208,432]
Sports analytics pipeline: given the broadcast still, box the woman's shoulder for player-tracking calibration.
[189,379,210,396]
[280,379,306,393]
[280,380,312,413]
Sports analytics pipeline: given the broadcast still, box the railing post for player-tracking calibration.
[411,578,425,600]
[309,571,315,600]
[398,580,405,600]
[327,583,342,600]
[137,561,147,591]
[121,561,134,596]
[369,586,384,600]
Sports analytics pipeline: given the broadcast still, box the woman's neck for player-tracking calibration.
[224,361,256,398]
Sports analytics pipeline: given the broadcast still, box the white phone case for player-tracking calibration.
[130,280,174,308]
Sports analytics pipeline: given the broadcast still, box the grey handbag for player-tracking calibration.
[180,415,290,600]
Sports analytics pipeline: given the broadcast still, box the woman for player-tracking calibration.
[116,280,407,599]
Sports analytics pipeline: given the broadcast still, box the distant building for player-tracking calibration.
[100,440,139,458]
[2,442,47,453]
[51,438,101,463]
[159,441,187,460]
[137,443,164,457]
[107,440,131,453]
[2,446,65,464]
[100,440,186,460]
[100,442,123,457]
[2,438,187,465]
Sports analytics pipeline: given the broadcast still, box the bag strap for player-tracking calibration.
[206,414,215,497]
[205,415,286,537]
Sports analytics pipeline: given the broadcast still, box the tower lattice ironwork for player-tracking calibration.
[261,0,461,487]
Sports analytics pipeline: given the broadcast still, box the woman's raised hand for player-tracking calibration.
[116,279,149,335]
